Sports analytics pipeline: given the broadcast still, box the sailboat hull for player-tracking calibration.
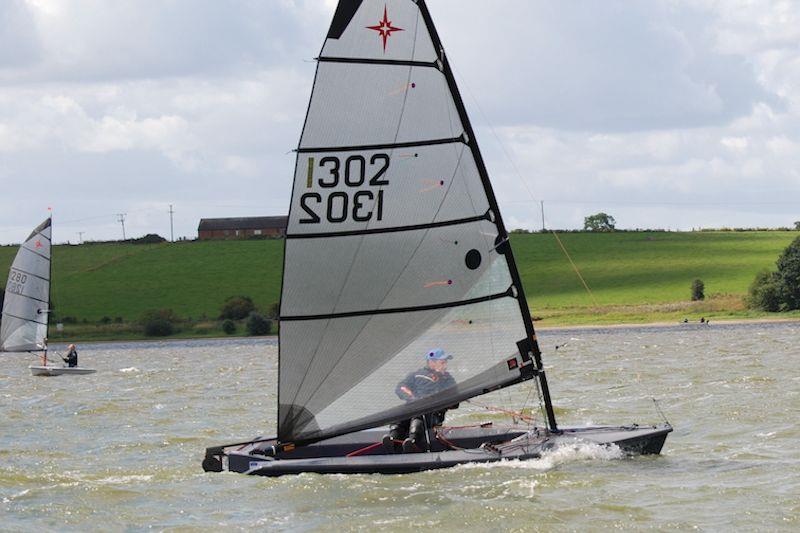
[29,366,97,376]
[206,424,671,476]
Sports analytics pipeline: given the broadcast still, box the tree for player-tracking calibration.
[775,236,800,309]
[747,270,783,312]
[222,319,237,335]
[795,221,800,230]
[584,212,616,232]
[246,312,272,336]
[139,308,180,337]
[144,318,174,337]
[691,279,705,301]
[219,296,256,320]
[747,235,800,311]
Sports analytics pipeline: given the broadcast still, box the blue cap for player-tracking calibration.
[426,348,453,361]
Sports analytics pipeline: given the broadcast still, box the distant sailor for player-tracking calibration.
[62,344,78,367]
[384,348,458,453]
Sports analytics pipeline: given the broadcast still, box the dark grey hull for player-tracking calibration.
[204,423,671,477]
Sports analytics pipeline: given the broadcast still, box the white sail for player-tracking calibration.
[1,218,51,352]
[278,0,544,444]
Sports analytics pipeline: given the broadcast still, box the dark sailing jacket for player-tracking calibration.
[63,349,78,367]
[395,366,456,402]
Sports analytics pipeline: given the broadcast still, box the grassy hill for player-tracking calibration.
[1,240,284,324]
[1,231,798,336]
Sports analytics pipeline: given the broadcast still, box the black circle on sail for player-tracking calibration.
[465,249,482,270]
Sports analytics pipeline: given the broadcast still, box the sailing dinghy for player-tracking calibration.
[203,0,670,476]
[1,218,96,376]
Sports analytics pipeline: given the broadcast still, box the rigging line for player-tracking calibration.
[449,60,599,310]
[550,230,598,306]
[652,398,671,426]
[518,378,536,430]
[465,399,537,423]
[448,63,541,205]
[284,13,427,421]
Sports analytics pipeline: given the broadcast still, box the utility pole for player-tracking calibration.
[117,213,127,240]
[540,200,546,231]
[168,204,174,242]
[77,231,84,244]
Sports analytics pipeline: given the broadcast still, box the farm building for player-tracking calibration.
[198,216,288,240]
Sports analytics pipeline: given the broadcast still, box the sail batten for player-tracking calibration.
[318,57,439,68]
[1,218,52,353]
[286,212,489,240]
[7,268,49,282]
[281,290,513,322]
[296,135,464,154]
[278,0,551,444]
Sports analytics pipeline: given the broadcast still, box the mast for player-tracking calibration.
[416,1,558,431]
[44,216,52,365]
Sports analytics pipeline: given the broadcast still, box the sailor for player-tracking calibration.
[62,344,78,367]
[384,348,458,453]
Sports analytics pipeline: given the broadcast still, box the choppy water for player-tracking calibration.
[1,322,799,531]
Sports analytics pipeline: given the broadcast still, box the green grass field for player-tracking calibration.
[0,240,284,324]
[1,231,798,334]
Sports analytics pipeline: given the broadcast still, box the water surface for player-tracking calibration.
[1,322,798,531]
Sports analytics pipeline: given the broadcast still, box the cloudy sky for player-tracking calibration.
[1,0,799,244]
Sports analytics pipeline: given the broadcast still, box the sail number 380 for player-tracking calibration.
[299,154,389,224]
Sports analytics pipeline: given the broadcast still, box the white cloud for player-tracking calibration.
[1,0,799,243]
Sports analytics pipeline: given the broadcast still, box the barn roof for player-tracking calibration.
[198,216,288,231]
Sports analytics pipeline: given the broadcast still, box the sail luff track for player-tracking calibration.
[417,0,558,431]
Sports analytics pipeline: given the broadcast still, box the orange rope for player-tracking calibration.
[550,231,598,306]
[346,441,385,457]
[466,400,537,423]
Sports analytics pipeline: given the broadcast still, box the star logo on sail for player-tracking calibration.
[367,6,403,52]
[35,240,43,248]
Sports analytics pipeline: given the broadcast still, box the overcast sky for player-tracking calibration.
[1,0,799,244]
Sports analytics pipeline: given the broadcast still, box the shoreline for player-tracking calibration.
[48,315,800,347]
[535,316,800,332]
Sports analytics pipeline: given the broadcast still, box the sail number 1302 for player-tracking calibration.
[299,154,389,224]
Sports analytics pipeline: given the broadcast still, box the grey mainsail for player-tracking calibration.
[278,0,555,445]
[1,218,51,353]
